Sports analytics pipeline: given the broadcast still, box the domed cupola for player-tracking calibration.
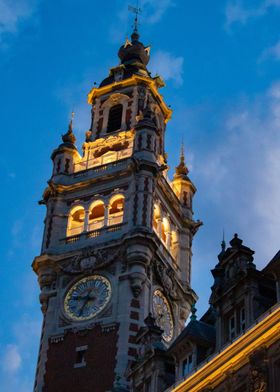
[118,30,150,71]
[99,28,151,87]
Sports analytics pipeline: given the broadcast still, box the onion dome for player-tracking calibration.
[99,29,151,87]
[59,113,77,149]
[118,30,150,69]
[174,143,189,178]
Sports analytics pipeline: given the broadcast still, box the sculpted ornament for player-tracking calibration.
[249,347,268,392]
[154,260,179,300]
[60,247,120,275]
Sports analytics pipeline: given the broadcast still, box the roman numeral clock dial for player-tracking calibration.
[64,275,112,321]
[152,289,174,342]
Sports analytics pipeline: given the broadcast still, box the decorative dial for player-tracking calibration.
[152,289,174,342]
[64,275,111,321]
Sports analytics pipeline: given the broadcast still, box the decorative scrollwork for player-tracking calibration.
[60,247,121,275]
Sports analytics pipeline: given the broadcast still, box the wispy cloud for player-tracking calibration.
[259,39,280,62]
[0,315,41,391]
[224,0,280,31]
[0,0,39,44]
[140,0,175,24]
[110,0,174,43]
[150,50,184,87]
[192,81,280,264]
[1,345,21,373]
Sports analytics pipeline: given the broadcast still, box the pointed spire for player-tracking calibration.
[175,140,189,176]
[190,303,197,321]
[221,229,226,253]
[129,1,141,41]
[62,111,76,145]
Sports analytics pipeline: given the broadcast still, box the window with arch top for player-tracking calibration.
[108,194,125,226]
[107,104,123,133]
[67,206,85,237]
[88,200,105,231]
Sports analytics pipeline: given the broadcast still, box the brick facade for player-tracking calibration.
[43,324,119,392]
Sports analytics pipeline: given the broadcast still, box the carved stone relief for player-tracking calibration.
[249,347,268,392]
[60,246,121,275]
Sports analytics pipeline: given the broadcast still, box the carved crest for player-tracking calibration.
[154,260,179,300]
[60,247,121,275]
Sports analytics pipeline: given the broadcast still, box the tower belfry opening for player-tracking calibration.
[107,104,123,133]
[33,21,202,392]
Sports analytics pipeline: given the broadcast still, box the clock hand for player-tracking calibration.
[78,289,96,316]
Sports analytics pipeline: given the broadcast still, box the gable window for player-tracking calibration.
[183,354,193,377]
[240,307,246,333]
[228,314,236,340]
[107,104,123,133]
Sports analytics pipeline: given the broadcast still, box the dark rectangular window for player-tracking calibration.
[74,345,87,368]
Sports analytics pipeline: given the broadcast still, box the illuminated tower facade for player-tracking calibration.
[33,28,200,392]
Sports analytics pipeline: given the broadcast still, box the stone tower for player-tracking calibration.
[32,28,200,392]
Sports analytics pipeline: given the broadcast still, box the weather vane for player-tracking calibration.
[128,0,141,32]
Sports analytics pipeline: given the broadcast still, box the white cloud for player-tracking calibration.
[260,39,280,61]
[110,0,174,43]
[0,0,38,43]
[140,0,175,24]
[192,81,280,265]
[0,316,41,391]
[224,0,280,30]
[1,345,22,373]
[150,50,184,87]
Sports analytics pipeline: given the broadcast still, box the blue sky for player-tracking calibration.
[0,0,280,390]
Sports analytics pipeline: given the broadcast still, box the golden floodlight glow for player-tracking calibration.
[172,305,280,392]
[87,75,172,123]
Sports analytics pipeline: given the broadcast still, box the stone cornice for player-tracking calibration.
[170,304,280,392]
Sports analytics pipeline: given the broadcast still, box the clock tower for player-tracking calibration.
[33,27,200,392]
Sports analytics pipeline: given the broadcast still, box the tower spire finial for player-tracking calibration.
[128,1,141,41]
[62,111,76,145]
[69,110,74,132]
[221,229,226,252]
[180,138,185,163]
[175,139,189,176]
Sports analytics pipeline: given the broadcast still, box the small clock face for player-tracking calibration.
[64,275,111,321]
[152,289,174,342]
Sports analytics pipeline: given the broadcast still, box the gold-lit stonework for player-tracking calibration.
[153,289,174,342]
[171,304,280,392]
[87,75,172,123]
[64,275,111,321]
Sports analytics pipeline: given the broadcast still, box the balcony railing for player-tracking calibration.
[67,225,84,236]
[63,222,125,244]
[87,219,105,231]
[108,213,123,226]
[74,148,133,173]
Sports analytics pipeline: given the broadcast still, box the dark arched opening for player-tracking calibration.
[107,104,123,133]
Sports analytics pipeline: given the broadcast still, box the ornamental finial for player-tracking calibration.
[175,140,189,176]
[62,111,76,145]
[128,1,141,41]
[190,303,197,321]
[221,229,226,253]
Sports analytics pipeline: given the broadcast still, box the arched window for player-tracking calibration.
[171,230,178,260]
[67,206,85,237]
[108,195,124,226]
[153,204,161,233]
[107,104,123,133]
[88,200,105,231]
[162,217,171,249]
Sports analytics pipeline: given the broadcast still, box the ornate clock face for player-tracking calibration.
[152,289,174,342]
[64,275,111,321]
